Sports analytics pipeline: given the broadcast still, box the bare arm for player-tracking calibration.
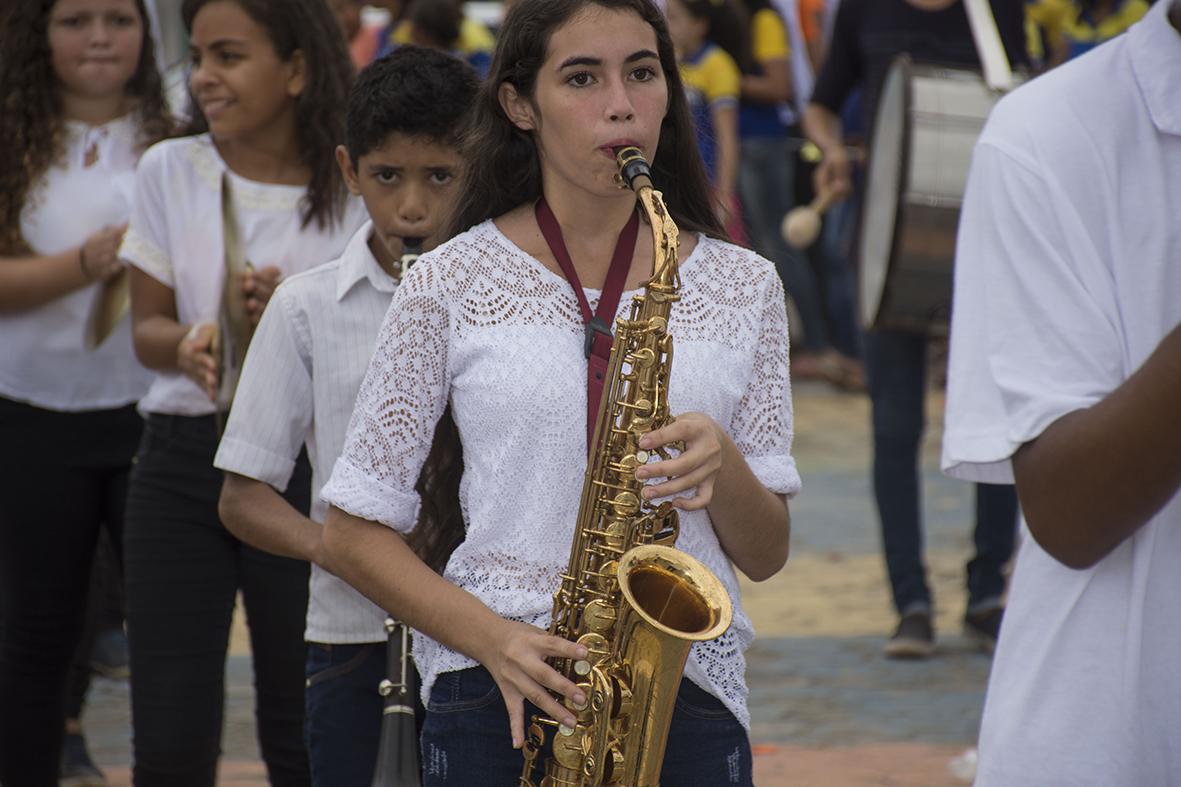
[708,436,791,581]
[1013,322,1181,569]
[219,473,325,565]
[0,225,126,313]
[740,57,792,105]
[321,506,587,748]
[130,267,218,398]
[802,103,851,198]
[638,414,790,582]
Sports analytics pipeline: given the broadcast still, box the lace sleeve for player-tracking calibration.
[730,267,801,498]
[320,258,452,531]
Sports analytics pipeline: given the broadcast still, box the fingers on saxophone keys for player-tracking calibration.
[531,658,586,709]
[528,679,578,730]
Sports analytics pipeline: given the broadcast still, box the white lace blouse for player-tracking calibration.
[321,219,801,728]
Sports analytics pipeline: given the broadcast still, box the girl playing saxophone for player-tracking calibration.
[320,1,800,783]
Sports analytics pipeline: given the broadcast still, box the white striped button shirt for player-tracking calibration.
[215,221,397,643]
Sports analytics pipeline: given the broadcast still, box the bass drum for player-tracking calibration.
[858,55,1014,335]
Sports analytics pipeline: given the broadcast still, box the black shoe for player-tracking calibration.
[90,626,130,680]
[60,732,107,787]
[883,612,935,660]
[964,607,1004,653]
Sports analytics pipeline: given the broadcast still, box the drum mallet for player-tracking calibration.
[781,188,840,250]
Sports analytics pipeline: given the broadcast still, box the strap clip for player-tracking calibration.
[584,315,614,359]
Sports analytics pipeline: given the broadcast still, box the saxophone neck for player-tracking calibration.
[636,186,680,295]
[614,147,680,292]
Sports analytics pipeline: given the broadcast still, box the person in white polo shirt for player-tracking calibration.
[942,1,1181,782]
[214,48,477,787]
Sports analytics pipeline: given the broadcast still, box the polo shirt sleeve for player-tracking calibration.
[703,49,741,107]
[942,136,1124,483]
[321,260,451,533]
[119,142,173,287]
[752,8,791,64]
[730,262,801,498]
[214,281,312,491]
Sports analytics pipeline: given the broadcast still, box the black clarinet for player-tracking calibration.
[371,239,426,787]
[370,617,421,787]
[397,239,422,280]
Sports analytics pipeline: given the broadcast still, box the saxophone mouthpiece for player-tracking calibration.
[615,146,653,192]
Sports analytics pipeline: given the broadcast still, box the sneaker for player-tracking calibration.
[89,626,130,680]
[883,612,935,660]
[60,732,107,787]
[964,607,1004,653]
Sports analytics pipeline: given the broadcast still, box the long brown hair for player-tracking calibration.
[0,0,173,254]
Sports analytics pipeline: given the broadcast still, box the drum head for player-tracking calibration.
[858,56,910,331]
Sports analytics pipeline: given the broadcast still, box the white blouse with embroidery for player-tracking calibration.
[0,115,152,411]
[321,219,801,728]
[119,134,367,416]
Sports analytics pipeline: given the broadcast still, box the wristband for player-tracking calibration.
[78,247,92,280]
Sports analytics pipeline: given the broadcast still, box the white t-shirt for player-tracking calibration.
[942,2,1181,783]
[321,220,802,728]
[0,115,152,411]
[215,221,395,643]
[119,134,367,416]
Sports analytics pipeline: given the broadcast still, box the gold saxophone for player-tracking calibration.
[519,148,733,787]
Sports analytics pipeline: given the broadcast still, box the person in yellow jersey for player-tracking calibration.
[665,0,746,238]
[1026,0,1148,66]
[380,0,495,77]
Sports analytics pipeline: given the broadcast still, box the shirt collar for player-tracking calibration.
[1129,0,1181,136]
[336,220,399,301]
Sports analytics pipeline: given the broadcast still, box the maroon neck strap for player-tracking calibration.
[535,196,640,451]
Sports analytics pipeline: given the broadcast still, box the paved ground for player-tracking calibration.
[84,379,1001,785]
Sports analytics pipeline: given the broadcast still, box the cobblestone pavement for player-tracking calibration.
[85,380,1000,785]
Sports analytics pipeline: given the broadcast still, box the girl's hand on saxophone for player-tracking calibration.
[635,412,726,511]
[480,619,588,749]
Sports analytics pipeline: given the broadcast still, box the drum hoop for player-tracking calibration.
[858,54,915,333]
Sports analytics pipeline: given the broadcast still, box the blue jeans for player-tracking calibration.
[865,331,1018,616]
[739,135,828,353]
[305,642,386,787]
[420,666,753,786]
[819,191,863,360]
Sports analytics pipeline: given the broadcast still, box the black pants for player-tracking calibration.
[0,397,141,786]
[124,413,311,787]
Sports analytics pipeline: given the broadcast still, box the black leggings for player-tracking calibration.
[0,397,140,786]
[124,413,311,787]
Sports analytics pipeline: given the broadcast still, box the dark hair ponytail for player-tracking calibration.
[406,406,465,573]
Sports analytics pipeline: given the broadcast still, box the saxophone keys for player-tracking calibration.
[582,599,617,635]
[609,490,641,516]
[575,633,609,671]
[573,682,592,711]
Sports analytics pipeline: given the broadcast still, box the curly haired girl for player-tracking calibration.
[0,0,171,782]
